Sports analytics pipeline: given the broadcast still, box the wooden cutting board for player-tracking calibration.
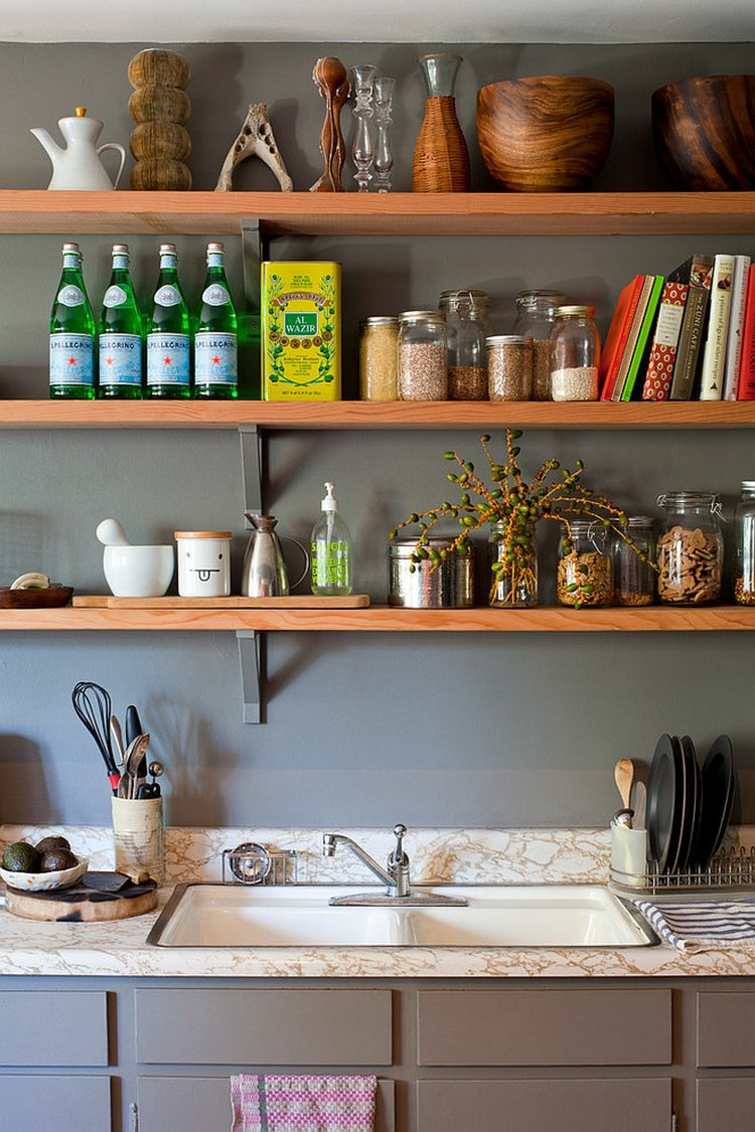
[73,594,370,609]
[5,877,158,923]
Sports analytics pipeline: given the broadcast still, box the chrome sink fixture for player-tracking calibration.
[147,883,657,948]
[322,823,467,907]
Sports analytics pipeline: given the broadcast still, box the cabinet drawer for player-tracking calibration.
[138,1076,395,1132]
[698,992,755,1066]
[0,991,108,1067]
[135,989,392,1065]
[0,1074,111,1131]
[417,1079,671,1132]
[417,989,671,1066]
[698,1079,755,1131]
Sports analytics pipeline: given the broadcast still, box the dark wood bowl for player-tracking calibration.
[652,75,755,190]
[0,586,73,609]
[476,75,614,192]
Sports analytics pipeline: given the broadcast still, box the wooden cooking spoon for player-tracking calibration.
[614,758,636,811]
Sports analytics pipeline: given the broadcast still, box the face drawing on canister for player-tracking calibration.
[181,543,223,584]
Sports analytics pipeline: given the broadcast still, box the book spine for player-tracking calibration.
[670,261,714,400]
[642,279,689,401]
[699,254,735,401]
[622,275,664,401]
[723,255,751,399]
[737,266,755,400]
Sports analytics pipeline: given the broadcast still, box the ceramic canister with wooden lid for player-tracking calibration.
[175,531,232,597]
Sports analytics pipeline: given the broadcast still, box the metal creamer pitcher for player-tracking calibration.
[240,514,310,598]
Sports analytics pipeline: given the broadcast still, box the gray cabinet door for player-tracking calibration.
[0,1074,111,1132]
[697,992,755,1066]
[417,1079,671,1132]
[0,991,108,1066]
[138,1076,395,1132]
[135,988,392,1065]
[698,1079,755,1131]
[417,988,672,1066]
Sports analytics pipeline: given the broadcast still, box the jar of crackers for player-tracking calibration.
[656,492,723,605]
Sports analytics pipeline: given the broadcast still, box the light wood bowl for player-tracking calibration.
[477,75,615,192]
[652,75,755,190]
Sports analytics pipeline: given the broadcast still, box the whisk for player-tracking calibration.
[71,681,120,791]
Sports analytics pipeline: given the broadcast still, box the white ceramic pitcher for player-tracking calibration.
[31,106,126,191]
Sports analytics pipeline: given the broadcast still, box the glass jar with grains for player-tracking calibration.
[557,520,613,607]
[512,289,566,400]
[550,305,600,401]
[486,335,533,401]
[612,516,655,606]
[397,310,448,400]
[439,289,489,400]
[656,492,723,604]
[736,481,755,605]
[359,317,398,401]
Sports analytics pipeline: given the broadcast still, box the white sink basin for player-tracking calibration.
[148,885,656,948]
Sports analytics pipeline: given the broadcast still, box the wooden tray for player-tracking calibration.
[5,876,158,923]
[0,586,73,608]
[73,594,370,609]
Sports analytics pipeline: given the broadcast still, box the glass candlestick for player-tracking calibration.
[350,64,377,192]
[373,76,395,193]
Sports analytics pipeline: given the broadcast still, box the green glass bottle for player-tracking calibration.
[98,243,143,399]
[49,242,96,399]
[195,241,238,399]
[146,242,191,399]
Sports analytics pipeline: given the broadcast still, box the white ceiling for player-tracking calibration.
[2,0,754,43]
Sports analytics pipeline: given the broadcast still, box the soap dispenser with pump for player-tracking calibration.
[311,481,353,596]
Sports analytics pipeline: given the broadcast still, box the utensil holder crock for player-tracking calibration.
[112,796,164,883]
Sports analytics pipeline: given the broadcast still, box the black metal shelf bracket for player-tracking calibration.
[236,629,264,724]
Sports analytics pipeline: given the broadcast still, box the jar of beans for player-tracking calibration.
[735,481,755,604]
[359,317,398,401]
[612,516,656,606]
[486,335,533,401]
[439,288,489,400]
[550,305,600,401]
[656,492,723,604]
[512,289,565,400]
[397,310,448,400]
[557,520,613,607]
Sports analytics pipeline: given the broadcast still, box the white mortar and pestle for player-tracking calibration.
[96,519,174,598]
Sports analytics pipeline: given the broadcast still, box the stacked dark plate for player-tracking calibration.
[646,734,736,875]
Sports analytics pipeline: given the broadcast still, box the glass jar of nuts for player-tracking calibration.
[397,311,448,400]
[439,289,489,400]
[613,516,656,606]
[512,289,565,400]
[557,520,613,607]
[359,316,398,400]
[735,481,755,605]
[486,335,533,401]
[656,492,723,604]
[550,305,600,401]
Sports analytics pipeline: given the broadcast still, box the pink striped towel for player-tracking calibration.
[230,1074,377,1132]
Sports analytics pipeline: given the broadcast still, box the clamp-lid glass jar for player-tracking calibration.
[486,335,533,401]
[359,316,398,401]
[550,305,600,402]
[512,289,566,401]
[736,481,755,605]
[557,520,613,607]
[439,288,489,401]
[656,492,723,604]
[397,310,448,401]
[613,516,655,606]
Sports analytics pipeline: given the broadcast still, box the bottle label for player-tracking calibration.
[57,285,85,308]
[49,333,94,386]
[147,333,190,385]
[311,540,350,589]
[103,285,128,308]
[195,332,237,385]
[99,333,142,385]
[202,284,231,307]
[154,284,182,307]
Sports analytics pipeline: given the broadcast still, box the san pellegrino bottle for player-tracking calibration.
[49,242,96,399]
[311,482,353,596]
[99,243,143,399]
[195,241,238,399]
[146,243,191,399]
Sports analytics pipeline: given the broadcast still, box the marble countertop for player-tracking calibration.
[2,889,755,978]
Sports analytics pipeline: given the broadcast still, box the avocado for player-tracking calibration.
[39,849,78,873]
[35,835,71,854]
[2,841,41,873]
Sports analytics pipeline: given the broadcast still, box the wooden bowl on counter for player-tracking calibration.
[652,74,755,190]
[476,75,615,192]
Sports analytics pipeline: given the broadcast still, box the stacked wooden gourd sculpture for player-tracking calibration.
[128,49,192,190]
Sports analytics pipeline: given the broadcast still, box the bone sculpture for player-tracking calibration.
[309,57,350,192]
[215,103,293,192]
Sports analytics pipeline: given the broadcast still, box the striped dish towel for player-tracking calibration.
[230,1074,377,1132]
[635,898,755,952]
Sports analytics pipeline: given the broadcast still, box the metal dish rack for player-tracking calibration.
[222,843,299,886]
[611,846,755,897]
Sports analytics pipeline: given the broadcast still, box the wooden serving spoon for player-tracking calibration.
[614,758,636,811]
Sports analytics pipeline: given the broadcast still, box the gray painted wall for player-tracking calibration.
[0,41,754,828]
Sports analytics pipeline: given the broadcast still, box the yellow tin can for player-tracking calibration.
[261,261,341,401]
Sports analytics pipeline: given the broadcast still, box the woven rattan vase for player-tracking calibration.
[412,54,470,193]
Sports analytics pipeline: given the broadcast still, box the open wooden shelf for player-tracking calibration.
[4,399,755,430]
[1,190,754,237]
[1,605,754,632]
